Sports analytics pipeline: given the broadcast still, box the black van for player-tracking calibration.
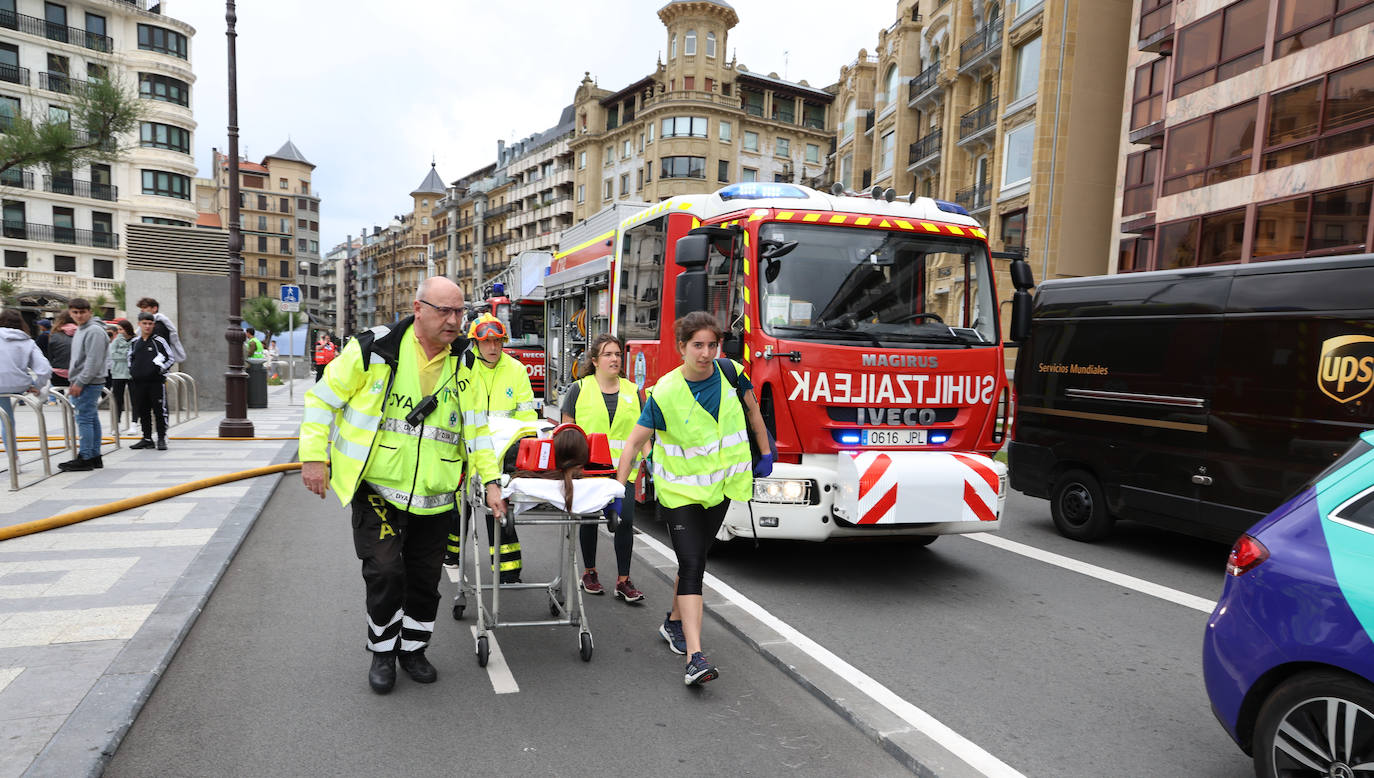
[1010,254,1374,543]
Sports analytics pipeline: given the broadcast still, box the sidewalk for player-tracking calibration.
[0,379,310,778]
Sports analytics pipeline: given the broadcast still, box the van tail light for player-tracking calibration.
[1227,534,1269,577]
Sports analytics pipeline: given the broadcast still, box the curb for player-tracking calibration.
[22,441,302,778]
[630,529,986,778]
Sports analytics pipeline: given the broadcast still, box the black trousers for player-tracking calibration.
[352,486,452,654]
[109,378,129,425]
[661,500,730,596]
[130,379,166,439]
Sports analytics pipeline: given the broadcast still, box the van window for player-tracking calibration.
[1228,266,1374,313]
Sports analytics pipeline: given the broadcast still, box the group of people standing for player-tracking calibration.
[299,276,773,694]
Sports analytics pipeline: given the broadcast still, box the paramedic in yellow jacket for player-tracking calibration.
[300,277,503,695]
[464,313,538,583]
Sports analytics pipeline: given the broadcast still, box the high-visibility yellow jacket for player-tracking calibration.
[573,375,641,480]
[475,351,539,421]
[649,362,752,509]
[299,317,498,513]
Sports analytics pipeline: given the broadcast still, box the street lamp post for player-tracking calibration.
[219,0,253,437]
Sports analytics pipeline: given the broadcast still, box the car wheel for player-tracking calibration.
[1050,469,1113,542]
[1253,670,1374,778]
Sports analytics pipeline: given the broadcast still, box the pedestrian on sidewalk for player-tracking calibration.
[562,333,645,603]
[0,309,52,461]
[128,313,173,451]
[47,312,73,402]
[313,333,337,382]
[135,297,186,363]
[58,298,108,472]
[615,312,773,687]
[243,327,264,361]
[298,276,503,695]
[107,319,135,435]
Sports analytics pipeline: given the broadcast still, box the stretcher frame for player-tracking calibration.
[451,472,616,665]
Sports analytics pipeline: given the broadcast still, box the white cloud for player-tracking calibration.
[172,0,894,249]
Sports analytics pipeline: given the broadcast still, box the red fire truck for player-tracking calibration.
[483,251,551,396]
[554,183,1034,542]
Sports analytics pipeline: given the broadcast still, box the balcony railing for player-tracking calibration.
[0,9,112,53]
[0,62,30,86]
[909,130,943,165]
[38,70,80,94]
[483,233,511,248]
[0,170,36,190]
[959,98,998,140]
[2,220,119,248]
[955,182,992,211]
[44,175,118,201]
[908,64,939,102]
[487,202,517,218]
[863,109,876,132]
[959,19,1003,68]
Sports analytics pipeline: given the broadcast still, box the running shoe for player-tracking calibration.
[580,570,604,594]
[659,612,686,655]
[684,652,718,686]
[614,579,644,603]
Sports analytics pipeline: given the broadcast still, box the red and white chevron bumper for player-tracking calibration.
[833,451,1006,531]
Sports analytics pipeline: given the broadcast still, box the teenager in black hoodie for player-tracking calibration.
[128,312,173,450]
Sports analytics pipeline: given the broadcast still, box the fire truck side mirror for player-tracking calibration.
[1009,258,1035,291]
[675,234,710,270]
[722,332,744,360]
[674,234,711,315]
[1009,289,1032,344]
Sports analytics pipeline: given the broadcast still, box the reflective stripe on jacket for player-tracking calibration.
[574,374,641,480]
[649,362,752,509]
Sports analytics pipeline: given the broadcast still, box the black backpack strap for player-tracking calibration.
[354,329,377,366]
[715,357,746,406]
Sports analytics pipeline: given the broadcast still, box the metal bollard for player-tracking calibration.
[102,386,120,450]
[176,373,199,418]
[2,392,54,490]
[165,374,186,425]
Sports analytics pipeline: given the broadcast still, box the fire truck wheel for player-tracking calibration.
[1050,469,1114,542]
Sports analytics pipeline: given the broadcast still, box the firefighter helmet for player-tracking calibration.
[467,313,507,341]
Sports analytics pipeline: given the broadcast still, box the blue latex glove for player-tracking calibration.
[603,498,623,519]
[753,452,775,478]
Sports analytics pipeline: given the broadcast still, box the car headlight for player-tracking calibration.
[753,478,813,504]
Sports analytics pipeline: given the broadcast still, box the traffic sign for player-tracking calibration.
[280,284,301,312]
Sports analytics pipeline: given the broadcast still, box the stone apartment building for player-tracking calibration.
[1112,0,1374,272]
[1,0,197,316]
[835,0,1133,285]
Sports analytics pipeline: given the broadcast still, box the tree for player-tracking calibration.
[91,293,110,318]
[242,296,292,346]
[0,76,143,176]
[0,280,16,307]
[111,282,126,313]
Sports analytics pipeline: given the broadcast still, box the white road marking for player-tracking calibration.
[471,626,519,694]
[636,533,1025,778]
[963,533,1218,614]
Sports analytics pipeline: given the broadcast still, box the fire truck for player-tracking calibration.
[549,182,1035,542]
[481,251,551,396]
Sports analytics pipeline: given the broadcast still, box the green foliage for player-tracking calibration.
[242,296,292,344]
[91,293,110,316]
[111,282,126,313]
[0,76,143,176]
[0,280,16,307]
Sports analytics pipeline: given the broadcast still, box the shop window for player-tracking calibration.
[1161,100,1256,195]
[1173,0,1266,98]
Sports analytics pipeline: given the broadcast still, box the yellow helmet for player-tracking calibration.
[467,313,507,341]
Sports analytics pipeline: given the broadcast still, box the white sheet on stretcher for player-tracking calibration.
[503,477,624,517]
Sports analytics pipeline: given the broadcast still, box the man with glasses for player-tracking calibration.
[299,277,502,694]
[58,298,107,472]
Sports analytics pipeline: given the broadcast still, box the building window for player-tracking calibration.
[299,180,309,194]
[278,218,288,232]
[297,197,307,209]
[1157,208,1248,269]
[883,65,900,106]
[842,99,856,138]
[48,105,69,125]
[280,237,290,253]
[138,73,189,106]
[1263,58,1374,171]
[841,153,853,188]
[1122,148,1160,216]
[670,34,677,59]
[280,260,290,277]
[4,250,27,268]
[684,76,695,91]
[257,235,267,252]
[1173,0,1266,98]
[311,221,318,232]
[718,160,730,182]
[93,258,113,278]
[636,168,644,190]
[660,156,706,179]
[1274,0,1374,60]
[742,131,759,151]
[741,167,758,183]
[1157,220,1197,270]
[661,116,708,138]
[806,144,820,164]
[54,255,75,272]
[138,24,188,59]
[1162,99,1257,195]
[298,239,307,251]
[140,122,191,153]
[775,137,790,157]
[623,139,632,159]
[141,169,190,199]
[280,197,289,211]
[879,131,895,173]
[142,216,190,227]
[706,31,716,57]
[1254,183,1372,258]
[685,29,697,56]
[258,281,267,297]
[620,173,630,196]
[1002,209,1027,251]
[0,96,19,128]
[578,150,586,169]
[1013,36,1041,102]
[604,178,613,200]
[1001,122,1035,188]
[279,178,288,190]
[1130,59,1167,131]
[577,184,585,203]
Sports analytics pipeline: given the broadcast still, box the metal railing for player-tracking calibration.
[960,20,1003,68]
[0,170,36,190]
[909,130,943,164]
[908,64,939,101]
[955,182,992,211]
[2,393,53,490]
[959,98,998,140]
[0,62,30,85]
[1,221,119,248]
[0,9,113,52]
[43,175,118,201]
[864,109,876,132]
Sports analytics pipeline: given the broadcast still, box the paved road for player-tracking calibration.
[106,479,909,777]
[633,491,1251,777]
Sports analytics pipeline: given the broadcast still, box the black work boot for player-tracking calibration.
[368,652,396,694]
[398,649,437,684]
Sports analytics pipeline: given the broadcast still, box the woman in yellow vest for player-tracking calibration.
[562,333,644,603]
[615,312,773,686]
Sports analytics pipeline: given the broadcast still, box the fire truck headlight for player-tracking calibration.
[753,478,813,504]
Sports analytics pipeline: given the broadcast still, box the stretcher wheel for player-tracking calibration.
[452,603,465,620]
[579,632,593,662]
[476,635,489,667]
[606,512,619,533]
[549,597,561,618]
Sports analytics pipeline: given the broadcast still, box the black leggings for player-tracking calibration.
[661,500,730,596]
[580,505,634,576]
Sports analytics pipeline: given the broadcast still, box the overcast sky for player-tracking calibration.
[172,0,897,253]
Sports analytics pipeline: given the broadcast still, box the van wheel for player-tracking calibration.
[1051,470,1113,541]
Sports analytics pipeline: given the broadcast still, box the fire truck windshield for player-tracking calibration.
[757,223,998,347]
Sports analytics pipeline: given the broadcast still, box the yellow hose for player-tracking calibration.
[0,462,303,542]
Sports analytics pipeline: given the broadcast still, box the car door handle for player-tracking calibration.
[1192,475,1214,486]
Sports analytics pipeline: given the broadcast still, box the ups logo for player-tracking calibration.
[1319,335,1374,404]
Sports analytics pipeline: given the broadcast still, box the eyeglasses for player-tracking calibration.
[418,299,462,319]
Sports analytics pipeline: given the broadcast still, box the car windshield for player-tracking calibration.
[756,223,998,347]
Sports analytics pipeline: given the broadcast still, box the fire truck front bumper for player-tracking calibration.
[719,453,1007,542]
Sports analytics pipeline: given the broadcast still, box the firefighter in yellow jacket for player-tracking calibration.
[300,277,503,695]
[451,313,539,582]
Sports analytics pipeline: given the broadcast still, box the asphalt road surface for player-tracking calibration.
[106,479,909,777]
[633,490,1251,777]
